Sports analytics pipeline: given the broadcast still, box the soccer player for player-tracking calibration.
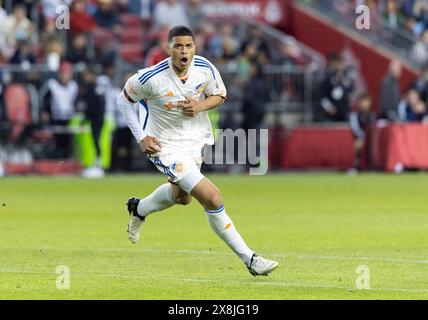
[117,25,278,276]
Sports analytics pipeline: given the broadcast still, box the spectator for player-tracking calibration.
[111,72,133,172]
[241,63,269,131]
[0,0,7,27]
[208,22,239,60]
[194,33,208,57]
[409,28,428,68]
[404,15,425,38]
[116,0,129,12]
[412,65,428,101]
[349,93,376,173]
[0,0,8,57]
[41,61,78,159]
[186,0,204,31]
[96,61,115,117]
[382,0,404,30]
[93,0,121,33]
[398,88,428,122]
[4,4,36,52]
[45,37,64,72]
[278,40,305,66]
[320,53,354,121]
[79,65,106,177]
[11,0,36,14]
[235,42,258,86]
[10,40,36,66]
[241,62,269,169]
[379,59,402,120]
[413,0,428,26]
[153,0,190,30]
[400,0,416,18]
[66,33,92,65]
[144,33,169,67]
[241,27,271,62]
[221,37,239,61]
[69,0,96,37]
[0,79,5,129]
[128,0,155,20]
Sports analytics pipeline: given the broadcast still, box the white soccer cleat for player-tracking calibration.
[127,215,144,244]
[247,254,279,276]
[126,197,145,244]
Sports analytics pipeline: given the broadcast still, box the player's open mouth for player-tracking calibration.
[180,57,188,66]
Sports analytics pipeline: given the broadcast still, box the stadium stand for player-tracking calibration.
[1,0,428,176]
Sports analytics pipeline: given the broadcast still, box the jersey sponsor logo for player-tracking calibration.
[163,98,192,111]
[165,90,174,97]
[164,101,174,110]
[195,82,207,95]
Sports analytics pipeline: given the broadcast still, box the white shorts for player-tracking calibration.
[148,147,205,194]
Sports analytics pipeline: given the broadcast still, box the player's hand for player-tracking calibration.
[182,96,201,117]
[139,136,162,154]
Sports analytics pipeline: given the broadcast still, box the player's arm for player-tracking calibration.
[196,95,225,111]
[117,74,161,154]
[182,95,224,117]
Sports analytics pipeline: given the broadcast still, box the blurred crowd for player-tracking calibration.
[0,0,309,73]
[1,0,428,175]
[360,0,428,68]
[320,52,428,124]
[320,51,428,172]
[306,0,428,68]
[0,0,309,173]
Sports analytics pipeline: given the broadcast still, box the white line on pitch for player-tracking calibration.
[98,247,428,265]
[1,246,427,265]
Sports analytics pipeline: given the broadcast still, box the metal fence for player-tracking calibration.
[219,63,319,126]
[1,61,321,128]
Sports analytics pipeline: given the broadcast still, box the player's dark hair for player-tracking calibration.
[168,25,194,42]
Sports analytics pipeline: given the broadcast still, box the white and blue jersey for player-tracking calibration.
[124,55,227,156]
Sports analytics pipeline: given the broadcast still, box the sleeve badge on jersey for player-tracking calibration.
[127,81,138,96]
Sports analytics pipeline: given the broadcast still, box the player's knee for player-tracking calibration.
[174,195,192,205]
[205,191,223,210]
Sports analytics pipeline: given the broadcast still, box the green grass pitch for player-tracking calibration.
[0,173,427,299]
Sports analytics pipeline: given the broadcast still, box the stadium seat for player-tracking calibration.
[120,28,144,44]
[120,14,143,28]
[92,27,117,49]
[4,84,32,143]
[119,44,144,64]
